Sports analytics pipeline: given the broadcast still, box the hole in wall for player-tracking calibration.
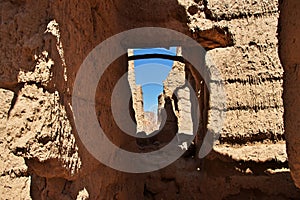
[127,47,201,153]
[128,47,177,135]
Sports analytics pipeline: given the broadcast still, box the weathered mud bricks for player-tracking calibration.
[0,0,300,199]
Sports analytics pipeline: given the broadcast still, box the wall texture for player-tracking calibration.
[0,0,299,199]
[279,0,300,189]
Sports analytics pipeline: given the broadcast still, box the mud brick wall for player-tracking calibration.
[0,0,299,199]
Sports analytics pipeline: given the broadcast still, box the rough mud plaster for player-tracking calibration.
[0,0,300,199]
[127,50,145,134]
[163,61,194,136]
[0,89,31,199]
[279,0,300,189]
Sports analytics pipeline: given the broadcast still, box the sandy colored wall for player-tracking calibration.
[0,0,300,199]
[279,0,300,189]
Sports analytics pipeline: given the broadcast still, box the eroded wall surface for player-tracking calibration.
[0,0,299,199]
[128,50,145,134]
[279,0,300,189]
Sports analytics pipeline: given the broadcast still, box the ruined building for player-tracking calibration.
[1,0,300,199]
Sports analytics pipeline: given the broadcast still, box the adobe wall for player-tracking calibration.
[0,0,299,199]
[279,0,300,189]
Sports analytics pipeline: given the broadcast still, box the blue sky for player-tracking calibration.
[133,47,177,111]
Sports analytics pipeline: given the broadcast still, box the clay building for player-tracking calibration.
[0,0,300,199]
